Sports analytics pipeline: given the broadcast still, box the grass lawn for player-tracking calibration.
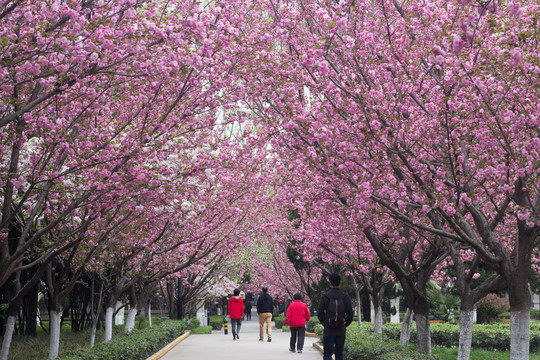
[433,347,540,360]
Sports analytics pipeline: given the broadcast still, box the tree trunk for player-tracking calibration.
[414,305,431,355]
[90,324,97,349]
[457,308,473,360]
[148,302,152,328]
[400,308,413,345]
[0,315,16,360]
[510,310,530,360]
[124,308,137,334]
[105,306,114,342]
[48,309,62,359]
[24,282,39,336]
[355,287,362,326]
[373,306,383,334]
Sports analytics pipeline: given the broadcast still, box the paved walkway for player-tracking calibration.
[158,311,322,360]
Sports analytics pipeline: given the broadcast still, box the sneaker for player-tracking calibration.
[259,338,264,341]
[267,338,272,342]
[297,350,302,353]
[289,348,296,353]
[236,334,240,340]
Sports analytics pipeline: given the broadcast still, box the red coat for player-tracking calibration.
[285,300,310,327]
[227,296,245,319]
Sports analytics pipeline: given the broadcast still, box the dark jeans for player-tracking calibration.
[231,318,242,336]
[289,326,306,350]
[323,335,346,360]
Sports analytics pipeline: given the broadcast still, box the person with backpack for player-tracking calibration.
[256,286,274,342]
[227,289,245,340]
[285,293,311,353]
[317,273,354,360]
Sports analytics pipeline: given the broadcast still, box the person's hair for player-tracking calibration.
[294,293,302,300]
[328,273,341,286]
[262,286,268,293]
[233,288,240,296]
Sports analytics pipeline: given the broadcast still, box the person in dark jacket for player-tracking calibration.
[256,286,273,341]
[285,293,311,353]
[317,273,354,360]
[227,289,245,340]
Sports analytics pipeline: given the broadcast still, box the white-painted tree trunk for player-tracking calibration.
[510,310,530,360]
[373,306,383,334]
[415,312,431,355]
[354,286,362,326]
[0,315,16,360]
[400,308,413,345]
[148,303,152,328]
[90,325,97,348]
[457,309,473,360]
[390,298,400,323]
[48,310,62,359]
[105,307,114,342]
[124,308,137,334]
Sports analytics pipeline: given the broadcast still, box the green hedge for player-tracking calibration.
[191,326,212,334]
[367,321,540,352]
[344,324,434,360]
[57,320,186,360]
[274,316,286,329]
[209,315,225,330]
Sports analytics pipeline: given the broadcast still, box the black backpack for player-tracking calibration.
[325,291,347,328]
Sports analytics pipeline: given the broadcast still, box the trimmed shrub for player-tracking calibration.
[185,318,201,331]
[378,321,540,352]
[274,316,286,329]
[306,317,320,332]
[475,294,509,324]
[57,320,186,360]
[209,315,225,330]
[343,324,435,360]
[191,326,212,334]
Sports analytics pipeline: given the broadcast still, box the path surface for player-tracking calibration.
[158,311,322,360]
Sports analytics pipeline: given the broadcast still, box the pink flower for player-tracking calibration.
[451,34,466,54]
[510,47,524,66]
[508,3,523,17]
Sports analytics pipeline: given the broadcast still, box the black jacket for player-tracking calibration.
[256,293,273,314]
[317,288,354,336]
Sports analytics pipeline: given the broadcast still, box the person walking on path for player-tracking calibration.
[227,289,245,340]
[256,286,273,342]
[285,293,311,353]
[317,273,354,360]
[244,301,252,320]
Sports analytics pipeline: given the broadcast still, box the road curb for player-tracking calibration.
[146,330,191,360]
[312,341,335,360]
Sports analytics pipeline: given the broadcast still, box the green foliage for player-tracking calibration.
[273,316,286,329]
[379,321,540,352]
[191,326,212,334]
[185,318,201,330]
[426,285,460,323]
[532,310,540,321]
[314,324,324,337]
[209,315,225,330]
[57,320,186,360]
[306,317,320,332]
[343,324,435,360]
[433,347,540,360]
[282,325,290,332]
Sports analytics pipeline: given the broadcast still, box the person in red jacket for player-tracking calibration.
[227,289,245,340]
[285,293,311,353]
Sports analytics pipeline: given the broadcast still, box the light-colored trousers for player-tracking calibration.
[258,312,272,339]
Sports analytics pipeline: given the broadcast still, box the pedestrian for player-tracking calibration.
[285,293,310,353]
[244,301,252,320]
[256,286,273,342]
[227,288,244,340]
[317,273,354,360]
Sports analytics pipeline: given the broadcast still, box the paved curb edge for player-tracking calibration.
[146,330,191,360]
[312,342,335,360]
